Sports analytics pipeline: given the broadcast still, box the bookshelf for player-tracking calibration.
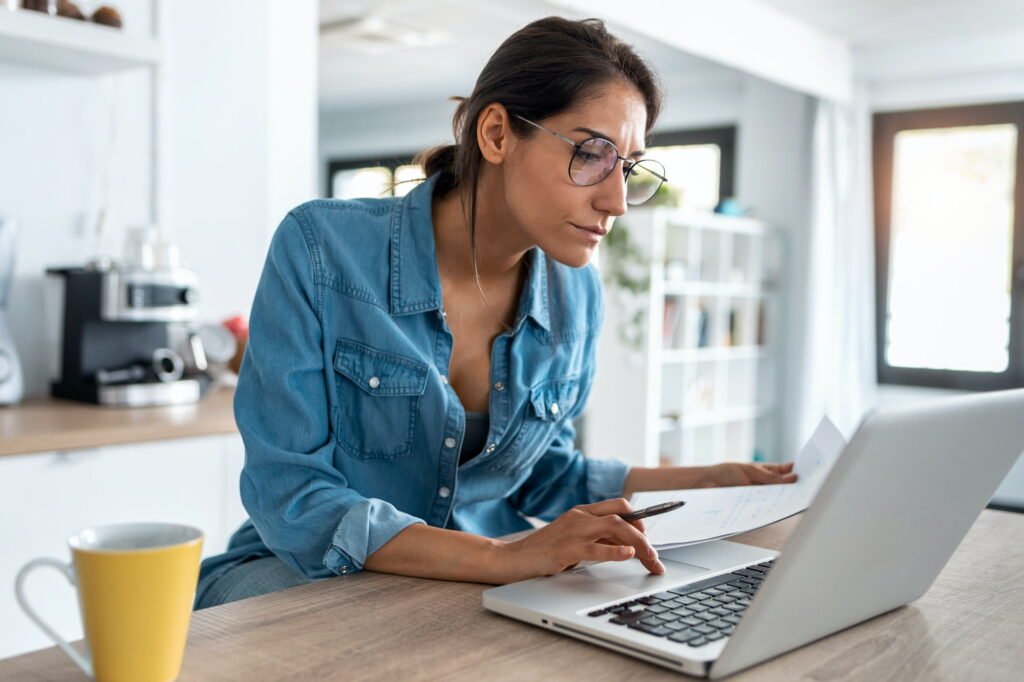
[586,207,784,469]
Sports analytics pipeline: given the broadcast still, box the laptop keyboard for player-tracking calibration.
[585,559,775,648]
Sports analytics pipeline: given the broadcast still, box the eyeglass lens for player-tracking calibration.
[568,138,665,204]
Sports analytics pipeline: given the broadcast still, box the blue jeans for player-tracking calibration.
[194,556,315,610]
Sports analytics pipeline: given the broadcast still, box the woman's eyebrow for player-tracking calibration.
[572,126,646,158]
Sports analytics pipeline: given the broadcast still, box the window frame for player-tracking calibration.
[872,101,1024,390]
[324,155,417,199]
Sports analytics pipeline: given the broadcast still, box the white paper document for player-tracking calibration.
[630,417,848,550]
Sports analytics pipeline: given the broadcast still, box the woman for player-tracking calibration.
[195,16,795,610]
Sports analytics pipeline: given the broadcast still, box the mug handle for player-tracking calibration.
[14,558,94,678]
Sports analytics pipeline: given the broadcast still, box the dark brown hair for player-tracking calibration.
[416,16,662,316]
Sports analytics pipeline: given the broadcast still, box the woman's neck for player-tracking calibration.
[432,167,534,286]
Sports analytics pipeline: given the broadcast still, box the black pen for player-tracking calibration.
[618,500,686,522]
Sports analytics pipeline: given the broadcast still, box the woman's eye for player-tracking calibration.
[577,151,601,163]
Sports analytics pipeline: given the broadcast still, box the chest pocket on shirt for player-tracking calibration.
[488,375,582,474]
[333,339,429,460]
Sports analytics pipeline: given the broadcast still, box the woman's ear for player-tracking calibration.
[476,103,514,165]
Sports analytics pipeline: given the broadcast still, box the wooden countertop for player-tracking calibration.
[2,510,1021,680]
[0,387,237,458]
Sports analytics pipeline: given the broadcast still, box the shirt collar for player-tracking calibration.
[390,173,551,332]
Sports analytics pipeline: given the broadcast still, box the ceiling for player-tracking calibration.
[759,0,1024,45]
[319,0,1024,112]
[318,0,736,112]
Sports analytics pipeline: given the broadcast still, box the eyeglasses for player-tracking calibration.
[515,115,667,205]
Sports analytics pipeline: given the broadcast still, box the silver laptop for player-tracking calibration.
[484,389,1024,678]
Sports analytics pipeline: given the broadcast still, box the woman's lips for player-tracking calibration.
[571,223,608,236]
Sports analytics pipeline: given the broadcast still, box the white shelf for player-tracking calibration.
[662,345,767,364]
[663,210,767,235]
[663,281,769,297]
[0,8,159,74]
[662,404,774,430]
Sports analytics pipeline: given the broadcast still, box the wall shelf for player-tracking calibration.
[0,9,159,74]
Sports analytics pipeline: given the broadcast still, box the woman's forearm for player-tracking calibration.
[621,466,709,498]
[363,523,515,584]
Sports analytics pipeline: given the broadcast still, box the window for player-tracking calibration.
[873,102,1024,390]
[326,156,425,199]
[647,127,736,210]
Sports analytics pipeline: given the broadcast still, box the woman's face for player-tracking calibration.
[503,79,649,268]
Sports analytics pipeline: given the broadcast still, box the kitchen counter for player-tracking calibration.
[0,387,236,458]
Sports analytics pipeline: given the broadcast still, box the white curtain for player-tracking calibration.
[785,84,878,452]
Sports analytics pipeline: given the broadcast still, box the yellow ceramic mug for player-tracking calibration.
[15,522,203,682]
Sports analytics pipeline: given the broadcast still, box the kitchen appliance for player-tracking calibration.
[46,262,210,406]
[0,216,24,405]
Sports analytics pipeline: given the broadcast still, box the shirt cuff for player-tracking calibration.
[585,456,631,503]
[322,498,426,575]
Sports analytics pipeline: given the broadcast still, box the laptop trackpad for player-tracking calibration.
[570,557,710,590]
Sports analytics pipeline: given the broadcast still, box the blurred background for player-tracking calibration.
[1,0,1022,658]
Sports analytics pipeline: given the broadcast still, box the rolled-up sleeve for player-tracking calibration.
[236,210,424,579]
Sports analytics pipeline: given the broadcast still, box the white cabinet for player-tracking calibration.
[587,208,785,468]
[0,434,246,660]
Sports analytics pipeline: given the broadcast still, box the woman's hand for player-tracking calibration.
[697,461,797,487]
[497,498,665,584]
[622,462,798,497]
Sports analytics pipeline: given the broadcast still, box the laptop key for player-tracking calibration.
[665,621,689,631]
[646,604,669,614]
[705,631,724,642]
[629,623,673,637]
[587,609,607,617]
[661,599,683,609]
[723,603,746,613]
[679,616,702,627]
[637,596,661,605]
[609,611,647,625]
[676,596,698,605]
[693,624,716,635]
[670,608,695,617]
[695,612,717,622]
[669,629,700,643]
[687,637,708,647]
[716,595,736,604]
[703,599,725,608]
[708,619,731,630]
[653,591,677,600]
[723,626,735,635]
[723,615,742,625]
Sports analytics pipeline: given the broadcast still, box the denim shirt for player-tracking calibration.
[195,173,630,600]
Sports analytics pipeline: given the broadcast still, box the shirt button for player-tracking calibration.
[368,376,380,389]
[438,486,451,498]
[440,375,449,385]
[444,437,456,448]
[550,402,560,415]
[340,566,350,574]
[494,381,505,391]
[485,443,496,453]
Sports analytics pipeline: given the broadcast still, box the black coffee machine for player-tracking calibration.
[46,263,211,406]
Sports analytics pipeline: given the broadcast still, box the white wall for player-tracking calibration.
[0,0,154,398]
[0,0,318,399]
